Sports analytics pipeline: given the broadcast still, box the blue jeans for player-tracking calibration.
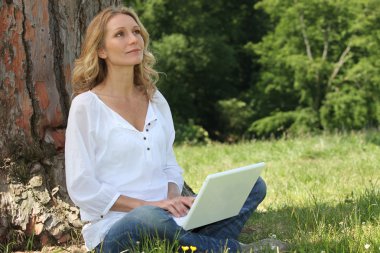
[95,177,266,253]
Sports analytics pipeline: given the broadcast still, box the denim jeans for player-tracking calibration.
[95,177,266,253]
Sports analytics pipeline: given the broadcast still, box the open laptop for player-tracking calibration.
[173,162,265,230]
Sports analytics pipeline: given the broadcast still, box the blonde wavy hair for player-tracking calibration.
[71,6,158,99]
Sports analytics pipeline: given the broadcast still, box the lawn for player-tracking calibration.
[175,131,380,252]
[2,132,379,253]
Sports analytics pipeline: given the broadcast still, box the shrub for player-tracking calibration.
[216,98,253,141]
[175,120,210,145]
[288,108,320,136]
[248,111,296,138]
[320,87,368,131]
[248,108,320,138]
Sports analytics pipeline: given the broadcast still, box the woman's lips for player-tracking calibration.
[126,49,141,54]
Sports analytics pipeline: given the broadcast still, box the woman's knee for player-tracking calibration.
[253,177,267,201]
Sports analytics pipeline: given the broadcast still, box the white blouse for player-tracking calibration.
[65,90,184,250]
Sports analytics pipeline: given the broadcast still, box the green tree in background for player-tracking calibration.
[125,0,380,141]
[126,0,267,141]
[247,0,380,137]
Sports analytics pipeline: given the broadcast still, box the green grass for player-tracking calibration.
[175,131,380,252]
[1,131,379,253]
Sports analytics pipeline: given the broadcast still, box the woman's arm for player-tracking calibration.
[110,186,195,217]
[167,182,181,199]
[65,97,121,220]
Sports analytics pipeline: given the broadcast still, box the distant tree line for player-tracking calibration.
[126,0,380,143]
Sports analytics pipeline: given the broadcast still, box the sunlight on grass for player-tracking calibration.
[175,131,380,252]
[1,132,378,252]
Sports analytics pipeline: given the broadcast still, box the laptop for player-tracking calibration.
[173,162,265,230]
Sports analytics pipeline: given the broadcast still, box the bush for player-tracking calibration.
[248,111,296,138]
[320,87,369,131]
[288,108,320,135]
[175,120,210,145]
[248,108,320,138]
[216,98,253,141]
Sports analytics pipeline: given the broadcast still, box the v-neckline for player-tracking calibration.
[89,90,152,133]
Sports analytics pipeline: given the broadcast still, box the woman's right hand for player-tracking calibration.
[150,196,195,217]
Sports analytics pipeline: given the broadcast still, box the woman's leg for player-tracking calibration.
[194,177,267,240]
[95,205,241,253]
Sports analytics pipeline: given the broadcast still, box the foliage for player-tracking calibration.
[248,110,297,138]
[216,98,253,141]
[246,0,380,137]
[127,0,267,140]
[175,120,210,145]
[320,86,369,130]
[248,107,319,138]
[125,0,380,140]
[287,107,320,135]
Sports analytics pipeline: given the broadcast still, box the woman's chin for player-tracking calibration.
[111,60,143,67]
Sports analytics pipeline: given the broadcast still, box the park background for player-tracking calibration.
[127,0,380,144]
[0,0,379,252]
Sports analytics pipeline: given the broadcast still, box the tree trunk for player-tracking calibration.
[0,0,120,249]
[0,0,195,249]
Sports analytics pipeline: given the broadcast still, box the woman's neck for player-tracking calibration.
[99,65,136,98]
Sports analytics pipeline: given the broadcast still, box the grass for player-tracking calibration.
[175,130,380,252]
[1,131,379,252]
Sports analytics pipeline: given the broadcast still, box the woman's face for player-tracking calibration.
[99,14,144,67]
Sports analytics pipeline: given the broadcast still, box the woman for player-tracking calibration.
[65,5,268,253]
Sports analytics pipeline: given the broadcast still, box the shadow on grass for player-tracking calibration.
[241,186,380,252]
[365,129,380,146]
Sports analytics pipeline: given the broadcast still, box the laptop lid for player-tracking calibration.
[175,162,265,230]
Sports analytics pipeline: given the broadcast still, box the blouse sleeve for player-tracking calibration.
[65,97,120,220]
[164,130,184,193]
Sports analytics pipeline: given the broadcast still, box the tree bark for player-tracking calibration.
[0,0,195,249]
[0,0,120,248]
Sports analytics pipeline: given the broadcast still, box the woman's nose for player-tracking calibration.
[127,33,138,44]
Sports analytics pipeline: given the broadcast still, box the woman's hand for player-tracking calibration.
[151,196,195,217]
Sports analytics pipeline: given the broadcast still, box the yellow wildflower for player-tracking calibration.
[181,246,190,252]
[190,245,197,252]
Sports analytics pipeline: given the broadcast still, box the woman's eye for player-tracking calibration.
[133,29,141,35]
[115,32,124,37]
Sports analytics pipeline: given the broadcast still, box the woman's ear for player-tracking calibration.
[98,48,107,59]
